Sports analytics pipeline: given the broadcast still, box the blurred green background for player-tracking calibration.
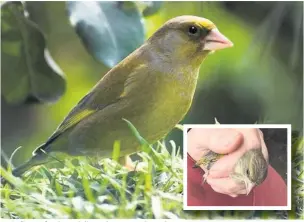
[1,1,303,167]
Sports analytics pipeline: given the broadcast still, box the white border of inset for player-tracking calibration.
[183,124,291,210]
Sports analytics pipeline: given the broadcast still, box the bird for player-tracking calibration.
[193,148,268,195]
[10,15,233,178]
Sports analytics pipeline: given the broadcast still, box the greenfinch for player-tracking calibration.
[11,15,233,177]
[193,149,268,195]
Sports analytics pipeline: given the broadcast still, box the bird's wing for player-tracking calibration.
[34,63,148,154]
[194,151,224,169]
[33,91,102,154]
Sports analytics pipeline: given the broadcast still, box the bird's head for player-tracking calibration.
[231,149,268,195]
[147,15,233,66]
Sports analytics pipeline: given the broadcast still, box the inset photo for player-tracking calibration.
[183,124,291,210]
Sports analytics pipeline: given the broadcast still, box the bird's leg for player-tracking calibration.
[119,155,148,172]
[201,162,213,185]
[202,169,209,185]
[119,155,137,171]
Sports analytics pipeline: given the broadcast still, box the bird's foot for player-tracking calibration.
[119,156,146,172]
[202,170,209,185]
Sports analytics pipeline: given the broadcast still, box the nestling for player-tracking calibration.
[11,15,233,177]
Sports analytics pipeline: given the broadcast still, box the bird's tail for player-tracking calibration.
[12,144,50,178]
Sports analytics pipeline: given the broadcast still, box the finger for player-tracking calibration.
[208,129,243,154]
[237,189,247,195]
[208,182,232,196]
[234,128,261,152]
[187,129,211,161]
[187,128,243,161]
[229,194,238,198]
[209,183,246,197]
[207,177,247,195]
[208,147,247,178]
[209,128,266,178]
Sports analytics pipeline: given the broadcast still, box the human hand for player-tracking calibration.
[187,128,268,197]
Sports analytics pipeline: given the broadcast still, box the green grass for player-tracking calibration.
[1,124,303,219]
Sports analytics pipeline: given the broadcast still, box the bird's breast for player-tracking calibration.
[132,69,199,142]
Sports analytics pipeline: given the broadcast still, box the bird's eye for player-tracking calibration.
[246,169,250,176]
[188,26,199,35]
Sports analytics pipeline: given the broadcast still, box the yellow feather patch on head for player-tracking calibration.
[193,17,216,30]
[165,15,216,30]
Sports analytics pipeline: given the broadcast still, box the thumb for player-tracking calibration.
[208,129,243,154]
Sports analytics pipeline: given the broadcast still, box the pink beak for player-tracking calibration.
[203,28,233,51]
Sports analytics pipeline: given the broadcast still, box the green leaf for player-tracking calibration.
[175,124,184,131]
[112,140,121,162]
[66,1,145,68]
[55,179,63,196]
[142,2,162,17]
[123,119,144,142]
[123,118,179,178]
[1,1,66,105]
[82,170,96,203]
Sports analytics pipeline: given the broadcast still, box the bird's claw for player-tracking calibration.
[201,170,209,185]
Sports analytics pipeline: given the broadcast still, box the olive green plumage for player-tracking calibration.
[11,15,233,177]
[193,150,224,170]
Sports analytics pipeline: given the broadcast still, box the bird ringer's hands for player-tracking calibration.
[187,128,269,197]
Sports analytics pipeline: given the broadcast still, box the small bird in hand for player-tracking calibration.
[10,16,233,178]
[194,148,268,195]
